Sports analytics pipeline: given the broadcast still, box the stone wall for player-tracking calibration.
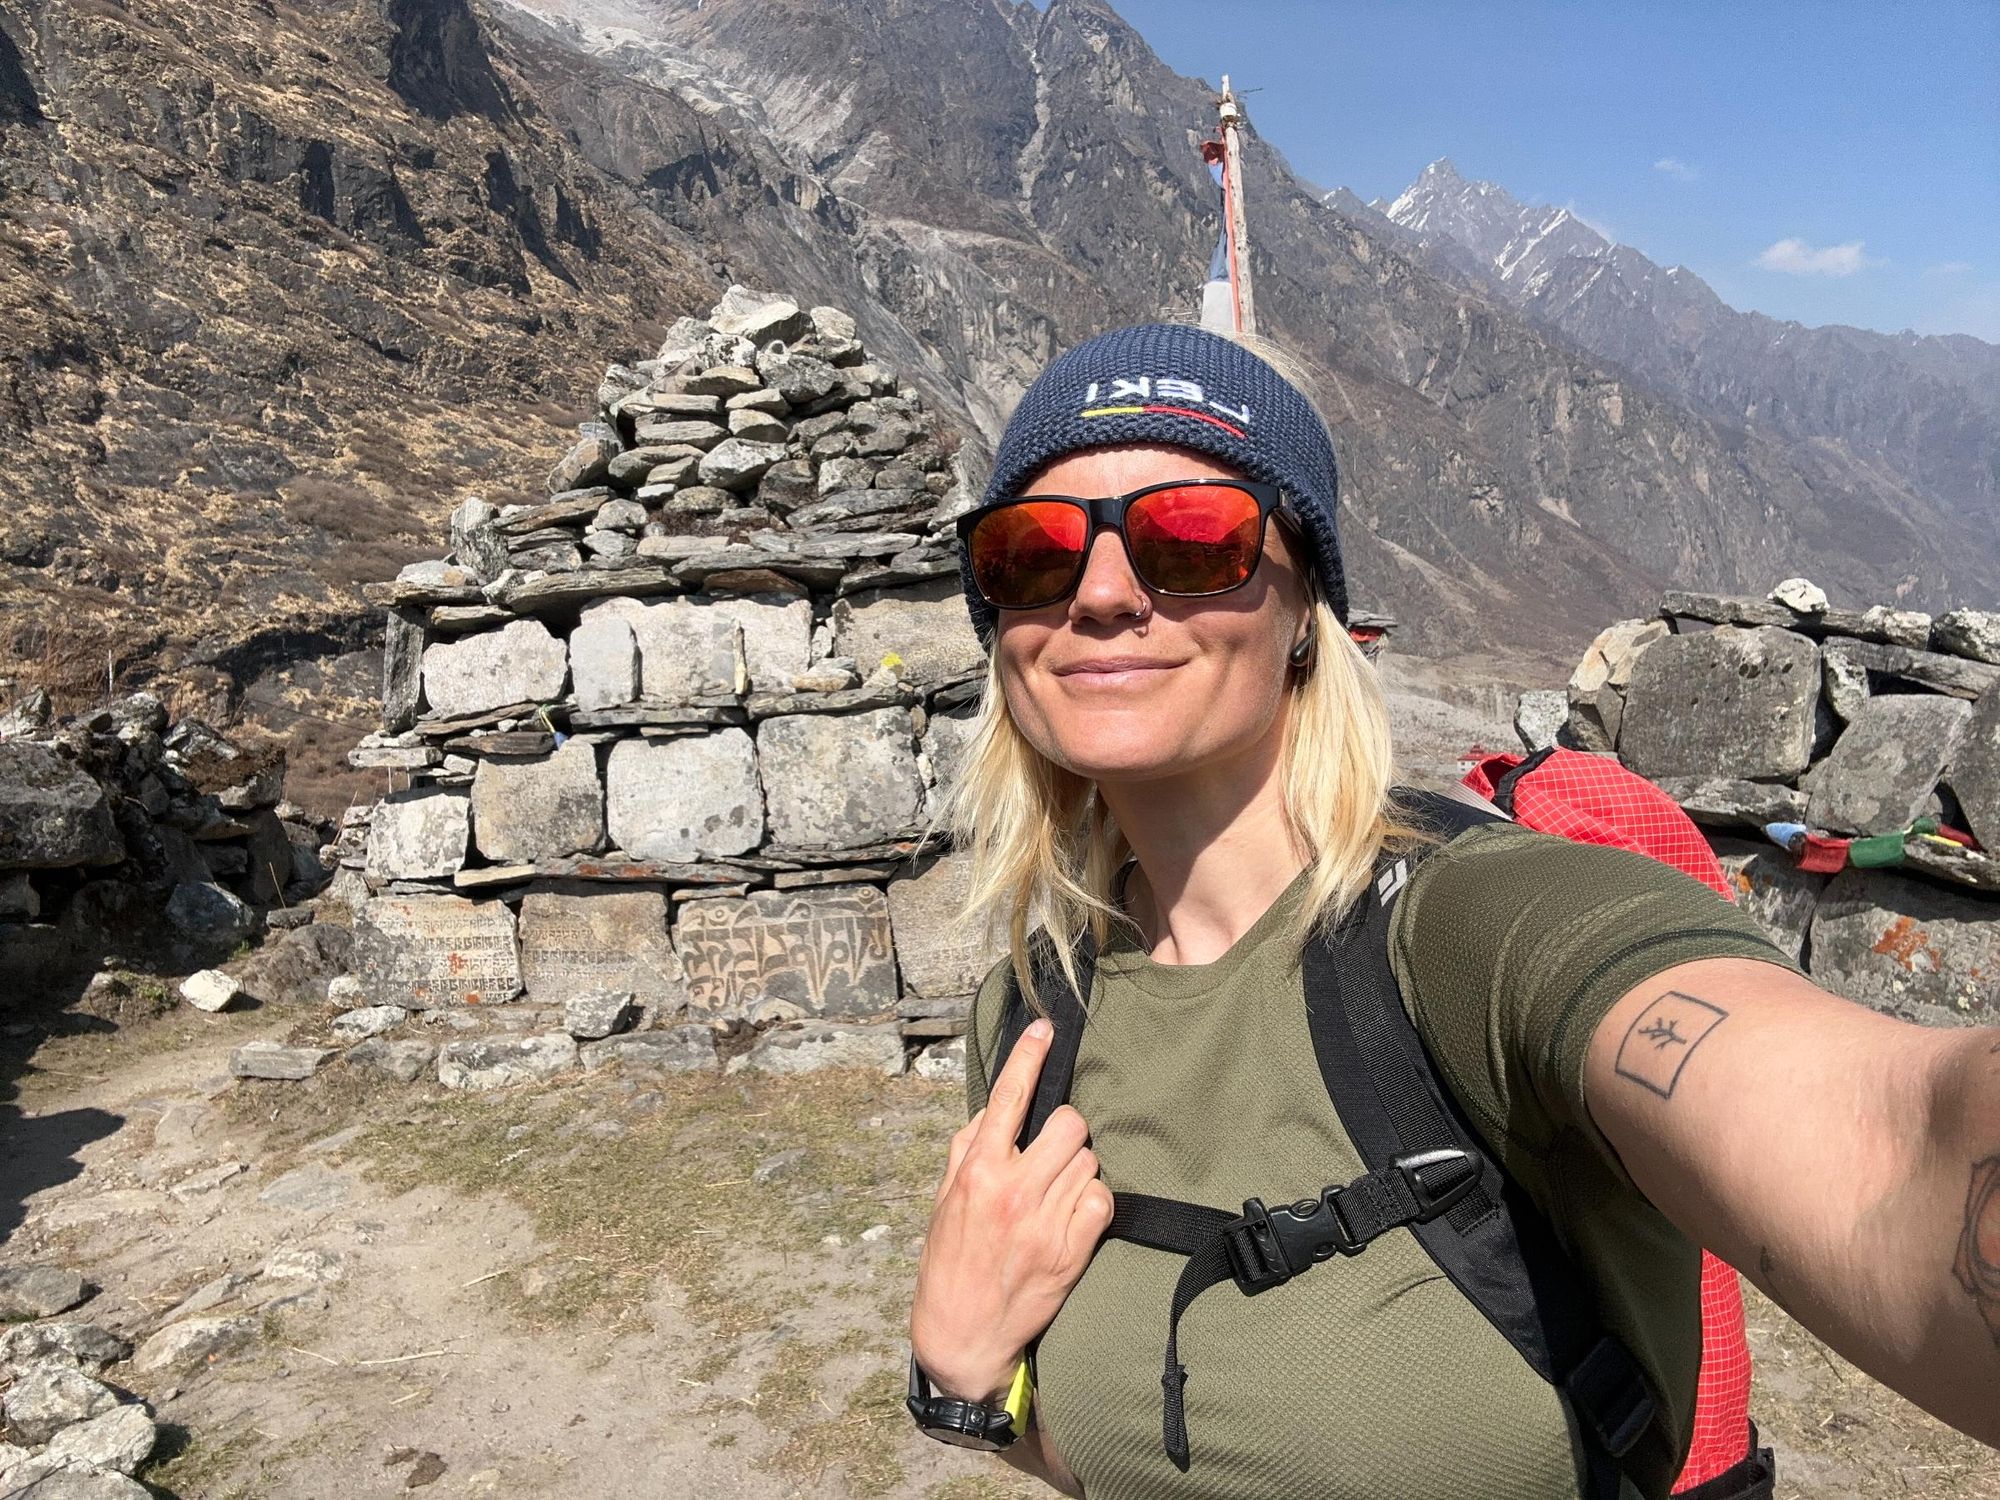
[321,289,999,1087]
[0,690,332,996]
[1516,581,1999,1028]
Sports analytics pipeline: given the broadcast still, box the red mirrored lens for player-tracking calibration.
[1126,486,1263,594]
[969,501,1089,608]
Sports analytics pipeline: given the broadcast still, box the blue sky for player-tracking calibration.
[1110,0,2000,342]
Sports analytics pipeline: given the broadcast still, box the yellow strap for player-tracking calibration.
[1004,1356,1035,1438]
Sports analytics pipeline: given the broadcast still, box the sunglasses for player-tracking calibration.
[957,479,1291,612]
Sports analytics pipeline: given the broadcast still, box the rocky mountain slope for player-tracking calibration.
[1365,159,2000,530]
[3,0,1994,764]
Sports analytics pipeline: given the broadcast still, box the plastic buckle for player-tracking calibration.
[1393,1147,1482,1222]
[1224,1191,1359,1293]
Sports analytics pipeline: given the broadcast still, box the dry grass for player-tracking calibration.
[349,1069,957,1338]
[0,610,153,717]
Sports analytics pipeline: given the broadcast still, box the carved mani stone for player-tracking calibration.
[672,884,897,1022]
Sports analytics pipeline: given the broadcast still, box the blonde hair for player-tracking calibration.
[932,333,1417,1010]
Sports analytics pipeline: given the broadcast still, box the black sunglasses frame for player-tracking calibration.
[956,479,1293,612]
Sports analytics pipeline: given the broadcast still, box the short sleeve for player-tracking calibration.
[1387,824,1802,1171]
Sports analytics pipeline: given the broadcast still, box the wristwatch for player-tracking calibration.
[906,1354,1033,1450]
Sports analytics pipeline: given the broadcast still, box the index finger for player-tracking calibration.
[977,1017,1053,1150]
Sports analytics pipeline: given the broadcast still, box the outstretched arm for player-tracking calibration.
[1584,957,2000,1447]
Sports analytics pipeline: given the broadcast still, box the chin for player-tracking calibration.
[1048,724,1193,782]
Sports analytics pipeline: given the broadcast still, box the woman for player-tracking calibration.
[906,322,1999,1499]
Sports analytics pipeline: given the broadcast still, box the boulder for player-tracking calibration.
[1806,694,1972,835]
[707,285,810,344]
[2,1366,118,1444]
[178,969,239,1013]
[0,743,122,868]
[608,444,701,486]
[0,1265,88,1319]
[1651,777,1808,829]
[1810,871,2000,1026]
[0,1467,155,1499]
[654,316,713,366]
[592,498,648,533]
[547,430,619,494]
[808,305,857,343]
[0,871,38,919]
[563,991,635,1040]
[573,597,745,705]
[567,605,640,712]
[351,896,522,1007]
[448,497,507,582]
[420,620,568,720]
[0,1322,129,1378]
[757,708,924,848]
[756,458,818,513]
[755,348,839,407]
[382,608,426,732]
[701,596,813,695]
[1706,837,1827,962]
[633,417,728,449]
[831,582,988,688]
[1823,646,1870,722]
[697,437,787,492]
[344,1037,435,1083]
[364,788,470,881]
[517,888,689,1011]
[1822,637,1999,702]
[912,1036,967,1084]
[229,1042,334,1081]
[470,741,604,865]
[1618,627,1821,781]
[329,1005,408,1043]
[580,1026,718,1073]
[1768,577,1828,614]
[728,407,787,442]
[920,707,979,805]
[1948,687,2000,851]
[130,1315,257,1374]
[729,1021,905,1077]
[437,1034,578,1091]
[1512,690,1566,753]
[605,730,763,861]
[164,881,257,944]
[886,853,1007,999]
[44,1401,157,1475]
[1934,608,2000,665]
[679,366,762,398]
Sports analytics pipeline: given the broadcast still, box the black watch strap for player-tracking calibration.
[906,1355,1022,1451]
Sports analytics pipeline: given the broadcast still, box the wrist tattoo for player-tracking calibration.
[1614,991,1728,1100]
[1951,1155,2000,1349]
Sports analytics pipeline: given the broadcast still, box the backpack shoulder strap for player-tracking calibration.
[990,925,1097,1150]
[1310,787,1667,1495]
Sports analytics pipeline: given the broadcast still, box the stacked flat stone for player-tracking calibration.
[1514,581,1999,1030]
[335,288,999,1086]
[0,689,332,993]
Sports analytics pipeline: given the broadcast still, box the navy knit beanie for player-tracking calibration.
[959,322,1345,646]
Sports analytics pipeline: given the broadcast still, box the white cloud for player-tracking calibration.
[1923,260,1974,278]
[1755,238,1881,276]
[1653,157,1698,182]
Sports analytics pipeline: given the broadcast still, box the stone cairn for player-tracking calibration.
[1514,581,1999,1028]
[0,688,330,993]
[306,288,995,1091]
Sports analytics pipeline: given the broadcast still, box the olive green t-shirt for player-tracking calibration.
[966,825,1799,1500]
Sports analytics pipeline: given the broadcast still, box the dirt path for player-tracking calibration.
[1,1005,1993,1499]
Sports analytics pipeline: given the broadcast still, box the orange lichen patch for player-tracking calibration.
[1869,916,1935,971]
[1728,869,1755,899]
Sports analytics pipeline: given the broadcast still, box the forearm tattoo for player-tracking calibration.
[1614,990,1729,1100]
[1952,1155,2000,1349]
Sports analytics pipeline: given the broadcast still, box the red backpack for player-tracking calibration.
[1464,746,1772,1497]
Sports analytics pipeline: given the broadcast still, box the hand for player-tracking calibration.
[910,1018,1115,1402]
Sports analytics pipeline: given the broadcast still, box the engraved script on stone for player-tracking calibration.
[353,896,521,1007]
[672,885,897,1021]
[517,888,689,1012]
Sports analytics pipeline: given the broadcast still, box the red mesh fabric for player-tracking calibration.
[1461,749,1754,1489]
